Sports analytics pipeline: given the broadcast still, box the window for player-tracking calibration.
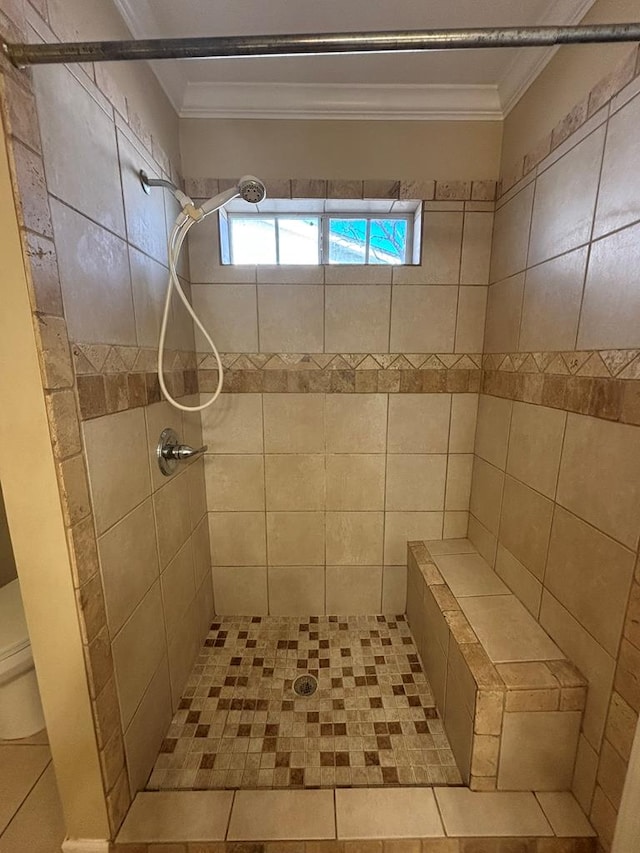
[219,200,421,266]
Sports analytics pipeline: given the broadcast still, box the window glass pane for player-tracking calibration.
[368,218,408,265]
[278,217,320,264]
[230,217,276,263]
[328,218,367,264]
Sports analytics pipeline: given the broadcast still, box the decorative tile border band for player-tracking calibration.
[208,353,483,371]
[499,45,640,198]
[184,176,497,203]
[483,350,640,380]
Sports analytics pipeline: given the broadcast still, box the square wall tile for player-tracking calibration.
[557,413,640,549]
[495,545,542,617]
[387,394,451,454]
[578,220,640,349]
[265,454,325,511]
[153,472,192,569]
[51,198,135,345]
[34,63,125,236]
[449,394,478,453]
[213,566,268,615]
[99,499,159,636]
[498,711,581,791]
[84,408,151,535]
[209,512,266,565]
[461,211,493,285]
[540,591,616,748]
[490,182,534,282]
[420,211,464,284]
[545,506,635,655]
[385,454,447,510]
[325,511,384,565]
[336,787,444,839]
[383,512,444,564]
[474,394,512,469]
[325,454,385,510]
[519,247,587,352]
[506,402,566,499]
[325,285,391,352]
[267,511,325,565]
[390,286,458,352]
[202,394,264,454]
[118,131,168,265]
[484,273,525,353]
[191,284,258,352]
[499,476,554,581]
[595,90,640,238]
[455,286,487,353]
[263,394,324,453]
[325,395,387,453]
[205,455,265,511]
[469,457,504,536]
[258,284,324,352]
[382,565,407,613]
[268,566,325,615]
[326,565,383,614]
[445,454,473,511]
[112,582,167,728]
[160,541,196,636]
[124,657,172,795]
[529,126,605,265]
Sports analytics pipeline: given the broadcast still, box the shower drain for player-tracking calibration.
[293,674,318,697]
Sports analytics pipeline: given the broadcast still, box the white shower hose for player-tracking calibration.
[157,208,224,413]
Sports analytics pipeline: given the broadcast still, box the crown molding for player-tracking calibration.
[112,0,185,111]
[499,0,597,115]
[180,82,503,121]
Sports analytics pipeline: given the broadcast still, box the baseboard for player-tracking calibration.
[62,840,110,853]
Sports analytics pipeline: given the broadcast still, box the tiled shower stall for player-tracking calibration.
[1,0,640,850]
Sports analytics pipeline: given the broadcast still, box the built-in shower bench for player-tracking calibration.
[406,539,587,793]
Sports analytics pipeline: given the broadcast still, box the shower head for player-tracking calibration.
[199,174,267,218]
[238,175,267,204]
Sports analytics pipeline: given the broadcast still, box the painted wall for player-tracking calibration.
[180,118,503,180]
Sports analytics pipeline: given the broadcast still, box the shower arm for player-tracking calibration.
[3,23,640,67]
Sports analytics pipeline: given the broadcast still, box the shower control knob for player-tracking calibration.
[157,428,208,476]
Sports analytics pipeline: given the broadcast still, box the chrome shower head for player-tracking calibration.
[238,175,267,204]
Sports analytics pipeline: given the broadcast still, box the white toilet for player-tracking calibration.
[0,579,45,739]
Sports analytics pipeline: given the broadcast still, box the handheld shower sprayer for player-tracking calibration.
[140,170,267,413]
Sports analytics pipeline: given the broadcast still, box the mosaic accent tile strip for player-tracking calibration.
[147,615,462,791]
[483,350,640,379]
[499,45,640,197]
[206,353,483,371]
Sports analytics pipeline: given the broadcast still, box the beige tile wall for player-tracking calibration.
[471,72,640,851]
[188,200,492,355]
[24,6,215,807]
[203,391,478,615]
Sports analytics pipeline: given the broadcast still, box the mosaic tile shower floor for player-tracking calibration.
[147,615,463,790]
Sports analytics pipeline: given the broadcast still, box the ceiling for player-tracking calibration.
[113,0,596,120]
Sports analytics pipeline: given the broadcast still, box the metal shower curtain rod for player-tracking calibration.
[3,23,640,67]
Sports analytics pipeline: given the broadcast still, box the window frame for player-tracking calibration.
[223,209,417,266]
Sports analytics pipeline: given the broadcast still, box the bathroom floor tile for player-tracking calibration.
[336,787,444,838]
[147,615,461,790]
[228,789,335,839]
[434,788,553,836]
[117,791,234,842]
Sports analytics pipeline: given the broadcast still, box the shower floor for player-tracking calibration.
[147,614,462,790]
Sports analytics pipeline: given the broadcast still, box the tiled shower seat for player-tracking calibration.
[407,539,587,792]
